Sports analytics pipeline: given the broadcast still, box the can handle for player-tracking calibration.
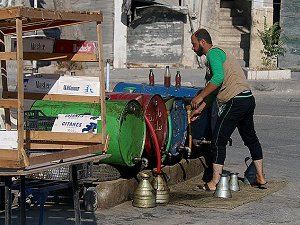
[244,156,251,167]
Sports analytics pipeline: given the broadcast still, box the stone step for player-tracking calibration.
[219,8,244,18]
[219,40,250,48]
[219,16,246,26]
[219,33,250,43]
[219,25,250,34]
[220,0,235,8]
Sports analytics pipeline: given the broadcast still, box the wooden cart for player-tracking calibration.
[0,7,110,225]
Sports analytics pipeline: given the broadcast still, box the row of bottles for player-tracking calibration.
[149,66,181,88]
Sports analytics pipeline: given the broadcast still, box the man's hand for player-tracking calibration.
[191,95,203,109]
[191,101,207,121]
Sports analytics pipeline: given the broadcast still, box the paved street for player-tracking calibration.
[1,87,299,225]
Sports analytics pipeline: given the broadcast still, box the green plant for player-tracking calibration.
[257,18,286,70]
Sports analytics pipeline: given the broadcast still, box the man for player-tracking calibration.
[190,28,267,191]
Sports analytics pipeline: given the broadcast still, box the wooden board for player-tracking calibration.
[0,153,111,176]
[28,143,107,166]
[0,52,98,62]
[0,149,18,160]
[0,99,18,108]
[24,131,103,144]
[3,92,100,103]
[0,7,103,34]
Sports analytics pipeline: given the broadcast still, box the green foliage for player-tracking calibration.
[257,19,286,70]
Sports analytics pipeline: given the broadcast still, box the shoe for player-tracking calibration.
[196,183,215,192]
[252,181,268,189]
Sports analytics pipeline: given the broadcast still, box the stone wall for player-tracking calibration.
[279,0,300,70]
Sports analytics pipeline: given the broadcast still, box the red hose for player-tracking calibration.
[144,115,161,174]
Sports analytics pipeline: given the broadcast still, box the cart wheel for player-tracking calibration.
[83,187,98,212]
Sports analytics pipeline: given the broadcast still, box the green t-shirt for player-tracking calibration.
[206,48,226,86]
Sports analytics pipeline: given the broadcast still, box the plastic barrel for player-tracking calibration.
[113,82,213,141]
[106,92,168,160]
[164,97,188,156]
[31,100,146,167]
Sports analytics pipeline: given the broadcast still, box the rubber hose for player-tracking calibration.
[144,115,161,174]
[166,113,172,154]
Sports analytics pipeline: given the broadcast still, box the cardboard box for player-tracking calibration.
[0,131,18,149]
[54,39,98,54]
[11,35,55,53]
[52,114,101,133]
[52,76,100,96]
[19,74,100,96]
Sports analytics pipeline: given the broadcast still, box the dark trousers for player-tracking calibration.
[211,95,263,165]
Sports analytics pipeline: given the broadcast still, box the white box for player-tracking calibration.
[51,114,101,133]
[11,35,55,53]
[23,73,60,93]
[0,131,18,149]
[52,76,100,96]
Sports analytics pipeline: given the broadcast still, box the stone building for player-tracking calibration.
[0,0,299,70]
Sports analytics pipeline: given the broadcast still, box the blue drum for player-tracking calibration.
[164,97,188,156]
[113,82,202,98]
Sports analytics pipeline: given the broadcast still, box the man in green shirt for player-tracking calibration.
[190,28,267,191]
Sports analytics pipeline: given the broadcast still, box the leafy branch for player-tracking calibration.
[257,18,286,70]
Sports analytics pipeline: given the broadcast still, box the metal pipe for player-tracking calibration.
[193,138,211,146]
[134,157,149,168]
[5,176,12,225]
[144,116,161,174]
[106,59,110,91]
[20,176,26,225]
[33,0,38,74]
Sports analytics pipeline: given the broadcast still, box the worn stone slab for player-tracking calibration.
[243,68,291,80]
[94,157,204,209]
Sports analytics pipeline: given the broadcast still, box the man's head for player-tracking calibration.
[191,29,213,57]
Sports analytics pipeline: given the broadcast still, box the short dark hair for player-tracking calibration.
[193,29,212,44]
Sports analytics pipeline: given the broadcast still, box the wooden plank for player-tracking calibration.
[0,33,12,129]
[24,131,103,143]
[2,21,90,35]
[0,99,18,108]
[0,149,18,160]
[3,91,100,103]
[24,143,89,150]
[97,22,107,141]
[0,52,16,60]
[0,7,102,22]
[28,143,106,166]
[0,159,20,169]
[0,52,98,62]
[0,154,110,176]
[16,18,29,167]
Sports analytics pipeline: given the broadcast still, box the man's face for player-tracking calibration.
[191,35,204,57]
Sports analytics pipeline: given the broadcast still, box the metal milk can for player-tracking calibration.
[152,172,170,205]
[132,172,156,208]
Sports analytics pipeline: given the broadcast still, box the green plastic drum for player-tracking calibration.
[31,100,146,167]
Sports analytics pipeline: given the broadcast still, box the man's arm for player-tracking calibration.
[191,48,226,109]
[191,83,219,109]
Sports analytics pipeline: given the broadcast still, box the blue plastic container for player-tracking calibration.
[165,97,188,156]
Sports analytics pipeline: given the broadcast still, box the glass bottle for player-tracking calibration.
[164,66,171,88]
[175,70,181,88]
[149,69,155,86]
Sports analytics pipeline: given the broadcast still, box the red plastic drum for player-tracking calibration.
[106,92,168,158]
